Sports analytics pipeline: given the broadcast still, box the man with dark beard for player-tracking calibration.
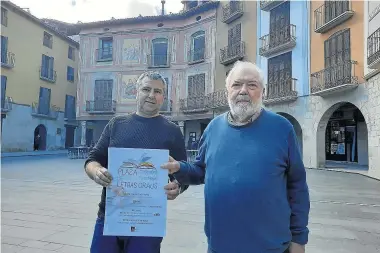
[85,71,188,253]
[161,61,310,253]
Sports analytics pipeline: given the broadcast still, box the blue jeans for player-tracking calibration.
[90,217,163,253]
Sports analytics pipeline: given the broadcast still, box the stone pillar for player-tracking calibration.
[80,121,86,146]
[178,121,184,135]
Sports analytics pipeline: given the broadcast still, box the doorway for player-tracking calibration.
[34,124,47,151]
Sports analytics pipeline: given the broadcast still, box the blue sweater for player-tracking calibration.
[173,109,310,253]
[85,113,188,218]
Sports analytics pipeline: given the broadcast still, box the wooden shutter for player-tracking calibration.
[1,75,6,108]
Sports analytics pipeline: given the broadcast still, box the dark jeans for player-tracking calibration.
[207,247,290,253]
[90,217,163,253]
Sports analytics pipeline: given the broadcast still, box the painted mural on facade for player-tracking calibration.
[121,75,139,102]
[122,38,141,64]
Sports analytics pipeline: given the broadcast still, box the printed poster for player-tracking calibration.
[104,148,169,237]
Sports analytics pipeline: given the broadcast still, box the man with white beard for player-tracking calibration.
[161,61,310,253]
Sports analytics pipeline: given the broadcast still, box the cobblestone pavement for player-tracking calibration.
[1,156,380,253]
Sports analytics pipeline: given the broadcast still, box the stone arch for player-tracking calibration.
[316,101,369,170]
[34,124,47,151]
[277,112,303,157]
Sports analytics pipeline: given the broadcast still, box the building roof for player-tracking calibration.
[2,1,80,48]
[76,1,219,30]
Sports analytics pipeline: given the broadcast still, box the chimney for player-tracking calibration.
[161,0,165,15]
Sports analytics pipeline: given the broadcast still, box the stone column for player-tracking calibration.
[80,121,86,146]
[178,121,184,135]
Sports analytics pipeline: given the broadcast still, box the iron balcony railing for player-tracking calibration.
[1,96,12,113]
[265,78,298,101]
[314,0,354,33]
[206,89,228,109]
[39,66,57,83]
[367,27,380,67]
[86,99,116,113]
[96,47,113,62]
[310,60,358,94]
[260,0,286,12]
[222,1,244,24]
[147,53,171,68]
[220,41,245,65]
[179,95,209,111]
[31,102,59,119]
[188,48,205,64]
[259,24,296,57]
[1,51,15,68]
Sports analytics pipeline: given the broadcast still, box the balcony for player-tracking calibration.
[39,66,57,83]
[179,95,209,113]
[259,24,296,58]
[206,89,228,109]
[222,1,244,24]
[310,60,358,97]
[220,41,245,65]
[147,54,171,68]
[314,1,354,33]
[31,103,59,119]
[260,0,286,12]
[86,99,116,114]
[188,48,205,64]
[96,48,113,62]
[263,78,298,105]
[367,27,380,69]
[1,51,15,68]
[1,96,13,113]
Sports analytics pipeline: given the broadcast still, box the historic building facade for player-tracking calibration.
[260,0,380,179]
[76,1,218,147]
[1,1,80,152]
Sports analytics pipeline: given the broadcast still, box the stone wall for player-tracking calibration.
[265,77,380,179]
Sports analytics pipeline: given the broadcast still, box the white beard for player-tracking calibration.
[228,97,263,122]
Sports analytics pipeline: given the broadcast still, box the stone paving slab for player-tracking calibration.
[1,156,380,253]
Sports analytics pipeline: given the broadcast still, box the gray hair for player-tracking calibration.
[136,71,167,94]
[225,61,266,89]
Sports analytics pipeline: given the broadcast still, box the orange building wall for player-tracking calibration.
[310,0,365,83]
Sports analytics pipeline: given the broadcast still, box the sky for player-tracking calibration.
[8,0,184,23]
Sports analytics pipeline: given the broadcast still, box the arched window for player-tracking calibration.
[152,38,168,66]
[190,31,205,62]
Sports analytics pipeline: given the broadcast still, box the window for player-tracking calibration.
[64,95,76,119]
[187,73,206,109]
[94,80,113,101]
[1,75,7,109]
[190,31,205,62]
[43,32,53,48]
[68,46,75,60]
[269,1,290,48]
[67,66,74,82]
[41,54,55,81]
[38,87,51,115]
[267,52,292,96]
[161,78,170,111]
[94,80,113,111]
[97,37,113,61]
[228,23,241,46]
[1,36,8,64]
[324,29,351,86]
[1,7,7,27]
[152,38,168,66]
[324,0,350,24]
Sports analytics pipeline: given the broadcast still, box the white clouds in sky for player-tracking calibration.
[8,0,183,23]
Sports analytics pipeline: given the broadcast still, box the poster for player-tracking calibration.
[122,38,141,64]
[104,148,169,237]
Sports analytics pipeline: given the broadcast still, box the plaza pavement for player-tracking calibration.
[1,155,380,253]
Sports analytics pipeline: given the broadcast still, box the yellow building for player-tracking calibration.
[1,1,80,152]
